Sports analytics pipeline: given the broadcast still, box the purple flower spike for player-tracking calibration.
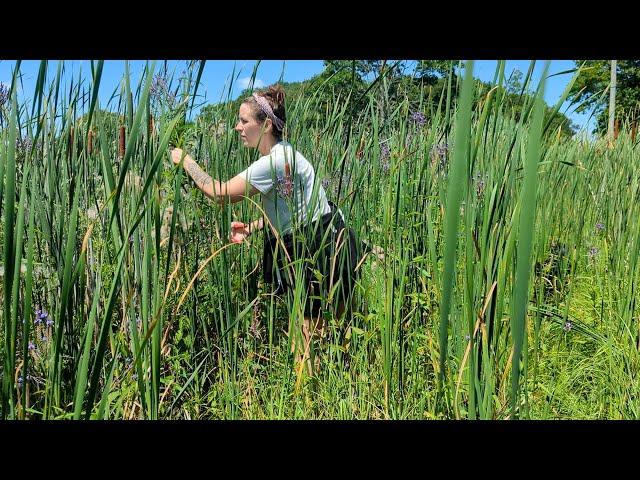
[430,143,449,171]
[275,174,293,199]
[34,307,50,325]
[380,142,390,161]
[474,172,487,197]
[17,136,33,156]
[0,82,9,108]
[410,111,427,127]
[150,74,176,109]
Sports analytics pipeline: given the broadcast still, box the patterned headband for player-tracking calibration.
[252,93,285,131]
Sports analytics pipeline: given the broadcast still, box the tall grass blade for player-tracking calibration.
[510,62,549,418]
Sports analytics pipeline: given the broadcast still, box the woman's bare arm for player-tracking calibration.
[171,148,259,204]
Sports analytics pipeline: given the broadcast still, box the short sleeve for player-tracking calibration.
[237,154,278,195]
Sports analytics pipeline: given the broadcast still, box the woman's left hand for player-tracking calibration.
[230,221,250,243]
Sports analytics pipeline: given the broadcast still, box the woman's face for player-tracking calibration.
[235,102,270,148]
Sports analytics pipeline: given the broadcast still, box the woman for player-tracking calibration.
[170,84,365,372]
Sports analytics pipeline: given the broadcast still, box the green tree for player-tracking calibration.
[414,60,456,84]
[194,61,576,143]
[568,60,640,133]
[317,61,369,118]
[473,77,576,138]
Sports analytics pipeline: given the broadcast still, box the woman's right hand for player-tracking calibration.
[170,147,192,166]
[230,221,250,243]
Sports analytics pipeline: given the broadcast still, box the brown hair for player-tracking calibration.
[244,83,286,141]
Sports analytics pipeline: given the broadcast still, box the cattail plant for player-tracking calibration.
[87,129,93,155]
[149,114,155,138]
[119,125,126,158]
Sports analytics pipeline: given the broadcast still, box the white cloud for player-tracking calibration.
[238,77,265,90]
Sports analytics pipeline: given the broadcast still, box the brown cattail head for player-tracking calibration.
[614,119,620,140]
[356,135,365,159]
[119,125,126,158]
[632,122,637,142]
[149,115,155,138]
[87,129,94,155]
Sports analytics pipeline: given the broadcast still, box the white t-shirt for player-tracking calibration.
[237,141,332,234]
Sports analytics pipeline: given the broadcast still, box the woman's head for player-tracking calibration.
[235,84,286,148]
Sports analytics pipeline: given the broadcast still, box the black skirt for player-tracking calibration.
[262,202,369,317]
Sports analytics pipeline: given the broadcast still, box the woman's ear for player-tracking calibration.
[263,118,273,134]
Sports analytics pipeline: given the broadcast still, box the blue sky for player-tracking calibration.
[0,59,597,134]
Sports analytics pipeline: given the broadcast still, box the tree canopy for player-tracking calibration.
[568,60,640,133]
[195,60,577,140]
